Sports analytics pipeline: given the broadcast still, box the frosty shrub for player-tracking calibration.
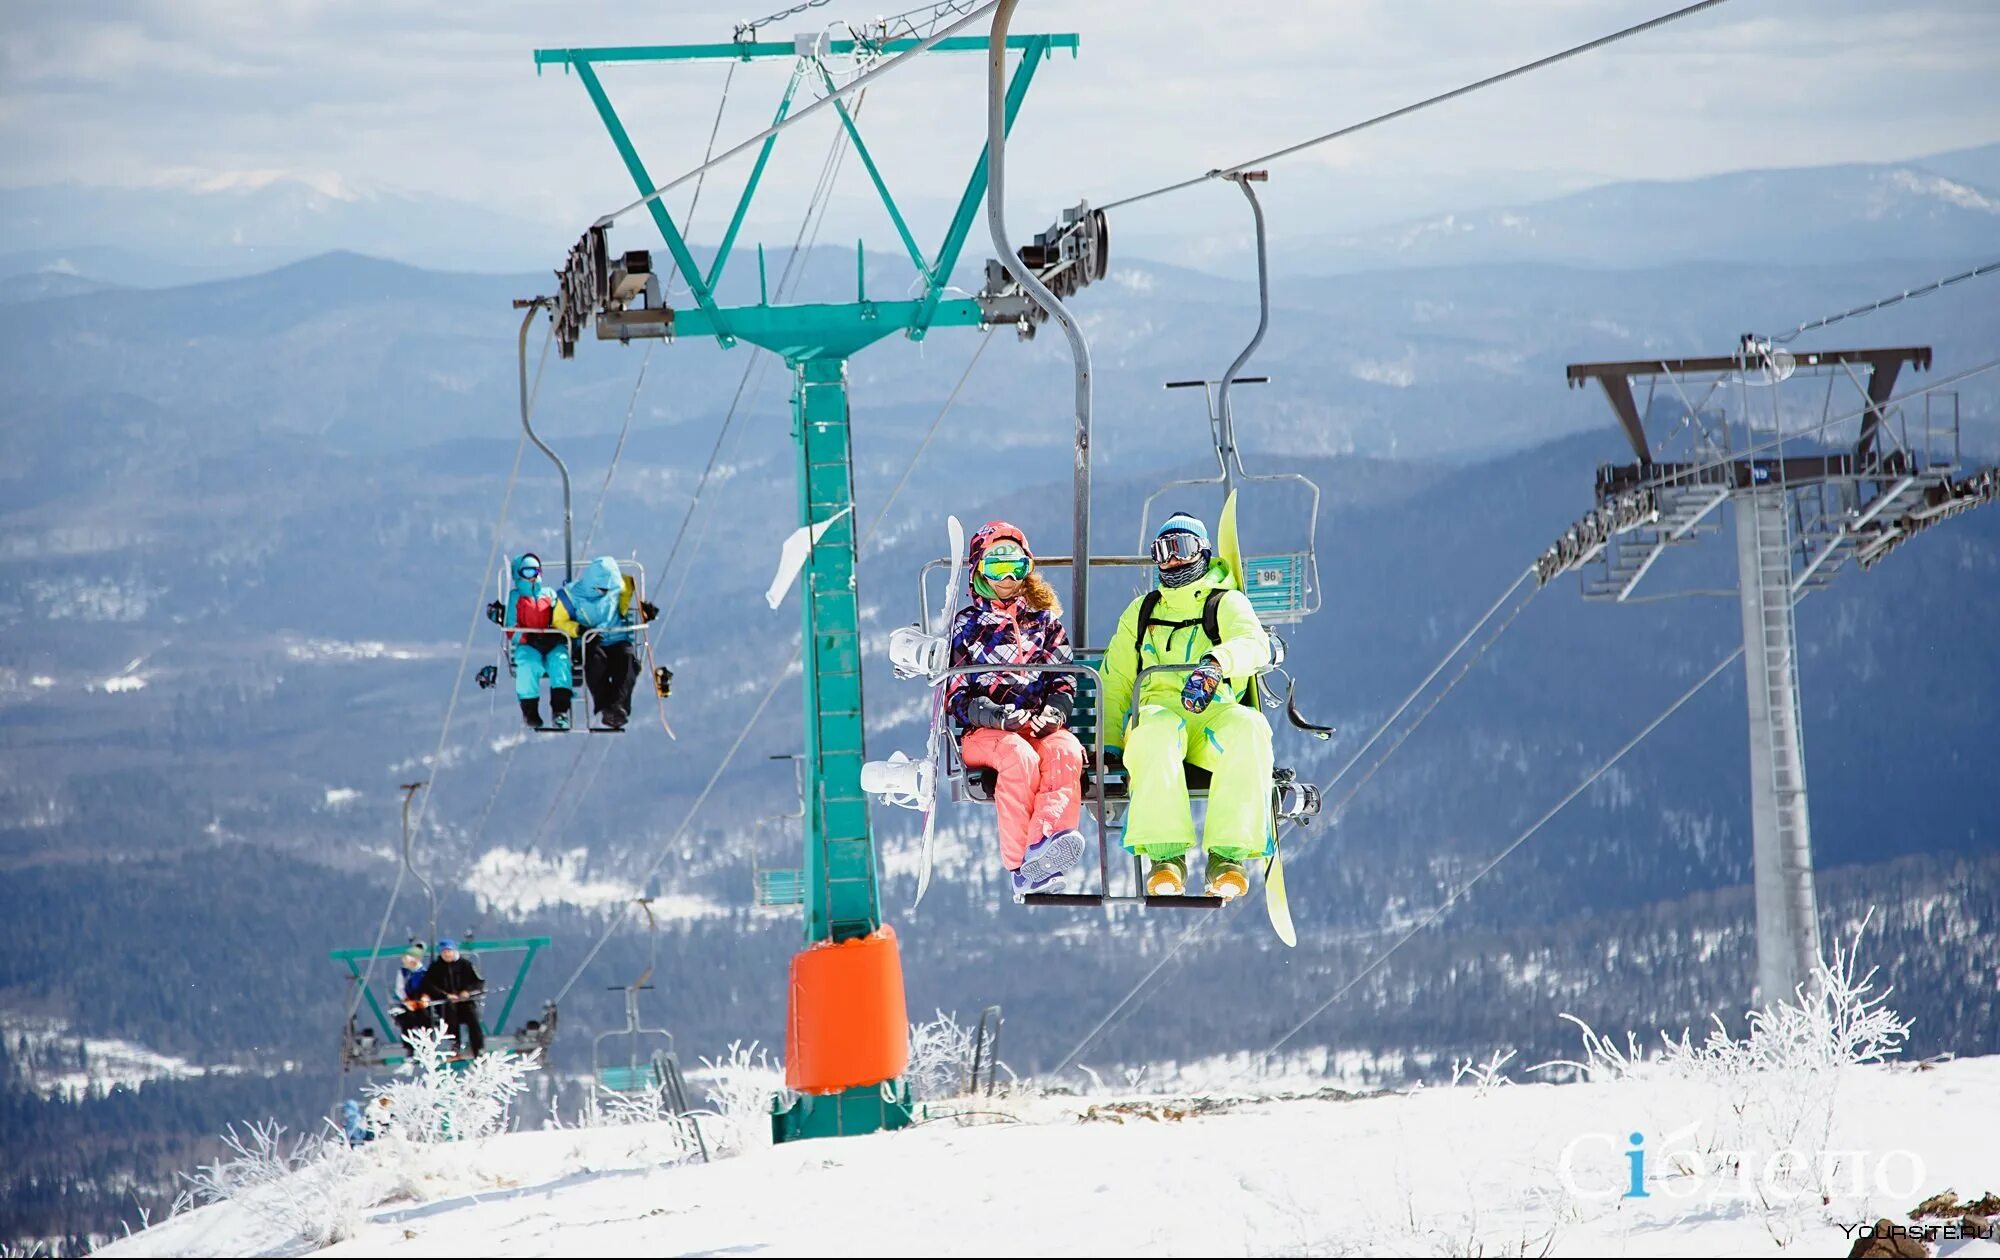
[907,1010,977,1103]
[182,1120,373,1249]
[597,1079,710,1165]
[366,1026,536,1146]
[695,1040,790,1157]
[1449,1048,1517,1096]
[1545,912,1909,1212]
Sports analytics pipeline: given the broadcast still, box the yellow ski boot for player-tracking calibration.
[1145,855,1187,896]
[1204,855,1249,900]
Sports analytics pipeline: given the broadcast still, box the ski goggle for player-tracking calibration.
[1151,532,1207,566]
[978,555,1033,581]
[516,564,540,579]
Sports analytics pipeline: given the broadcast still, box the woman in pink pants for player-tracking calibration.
[947,522,1088,902]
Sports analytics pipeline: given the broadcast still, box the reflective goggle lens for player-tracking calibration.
[978,556,1031,581]
[1151,533,1205,564]
[518,565,540,578]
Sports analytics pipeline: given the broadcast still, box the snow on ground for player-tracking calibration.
[462,847,730,921]
[0,1014,252,1099]
[101,1056,2000,1258]
[283,637,451,664]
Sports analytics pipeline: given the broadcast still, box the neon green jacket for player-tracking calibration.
[1101,561,1269,751]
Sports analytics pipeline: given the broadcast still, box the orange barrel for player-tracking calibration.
[785,925,910,1093]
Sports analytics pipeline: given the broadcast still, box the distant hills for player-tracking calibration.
[2,142,1995,284]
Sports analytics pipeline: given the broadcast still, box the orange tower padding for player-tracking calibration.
[785,926,910,1093]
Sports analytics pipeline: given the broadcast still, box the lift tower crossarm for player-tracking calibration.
[534,34,1076,69]
[542,33,1066,347]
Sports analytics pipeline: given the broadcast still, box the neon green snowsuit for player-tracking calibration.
[1101,562,1273,862]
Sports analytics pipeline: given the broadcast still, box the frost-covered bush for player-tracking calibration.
[595,1077,711,1164]
[182,1033,541,1247]
[695,1041,791,1157]
[366,1026,536,1145]
[908,1010,978,1102]
[1545,912,1910,1215]
[182,1121,373,1249]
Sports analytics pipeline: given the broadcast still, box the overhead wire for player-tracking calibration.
[597,1,999,229]
[582,60,738,558]
[550,303,992,1007]
[1323,578,1541,822]
[1321,566,1537,797]
[1620,357,2000,502]
[333,325,551,1088]
[1773,258,2000,345]
[650,87,871,632]
[1098,0,1735,214]
[1250,644,1745,1072]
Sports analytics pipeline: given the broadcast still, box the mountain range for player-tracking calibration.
[3,143,1998,1250]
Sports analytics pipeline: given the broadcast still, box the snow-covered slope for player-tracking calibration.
[102,1056,2000,1258]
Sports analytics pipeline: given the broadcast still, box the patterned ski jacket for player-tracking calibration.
[945,521,1075,729]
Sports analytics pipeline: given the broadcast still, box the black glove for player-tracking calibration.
[1028,695,1073,737]
[639,600,659,622]
[485,600,505,625]
[966,695,1031,731]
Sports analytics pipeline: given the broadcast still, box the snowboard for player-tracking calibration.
[1219,490,1295,946]
[911,515,965,910]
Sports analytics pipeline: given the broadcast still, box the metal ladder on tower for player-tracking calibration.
[1742,472,1822,1001]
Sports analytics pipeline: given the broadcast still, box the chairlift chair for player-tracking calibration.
[331,936,559,1071]
[1137,172,1322,628]
[906,555,1322,909]
[479,558,651,735]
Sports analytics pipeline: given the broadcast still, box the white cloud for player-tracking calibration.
[1,0,1995,262]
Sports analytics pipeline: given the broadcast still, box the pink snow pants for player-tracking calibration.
[958,726,1084,870]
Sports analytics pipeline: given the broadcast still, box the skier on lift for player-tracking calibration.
[486,552,574,731]
[946,522,1087,901]
[556,555,657,731]
[1102,512,1274,899]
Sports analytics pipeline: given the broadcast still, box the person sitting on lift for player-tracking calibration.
[555,555,657,731]
[486,552,573,731]
[948,522,1087,902]
[417,939,485,1058]
[392,949,434,1052]
[1102,512,1274,899]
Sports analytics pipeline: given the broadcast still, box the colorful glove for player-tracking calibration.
[967,695,1031,731]
[1181,659,1224,713]
[485,600,505,625]
[475,665,499,690]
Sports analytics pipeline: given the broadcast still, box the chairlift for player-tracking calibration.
[864,102,1323,916]
[1137,172,1322,627]
[479,557,653,734]
[750,754,808,910]
[903,557,1323,909]
[588,900,705,1155]
[331,936,559,1071]
[475,299,672,733]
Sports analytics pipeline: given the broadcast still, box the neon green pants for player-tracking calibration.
[1120,701,1273,862]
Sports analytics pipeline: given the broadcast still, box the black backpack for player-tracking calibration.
[1131,588,1250,707]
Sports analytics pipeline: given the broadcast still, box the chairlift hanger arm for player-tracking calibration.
[1215,170,1271,491]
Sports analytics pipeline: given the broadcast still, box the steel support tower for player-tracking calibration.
[531,24,1081,1140]
[1539,344,1964,1003]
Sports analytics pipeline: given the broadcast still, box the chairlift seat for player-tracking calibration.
[596,1063,660,1093]
[1240,551,1311,624]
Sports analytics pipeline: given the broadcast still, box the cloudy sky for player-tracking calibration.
[5,0,1998,258]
